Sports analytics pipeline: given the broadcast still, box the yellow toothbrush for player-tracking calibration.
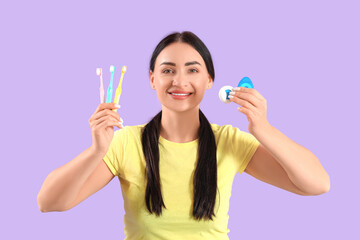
[113,66,127,112]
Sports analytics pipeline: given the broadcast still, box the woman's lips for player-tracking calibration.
[168,92,192,100]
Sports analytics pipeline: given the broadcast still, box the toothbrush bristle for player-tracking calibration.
[96,68,102,76]
[110,65,115,73]
[122,66,127,73]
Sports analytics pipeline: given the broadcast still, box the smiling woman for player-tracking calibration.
[37,31,329,240]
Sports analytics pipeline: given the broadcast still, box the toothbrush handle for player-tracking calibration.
[114,89,122,104]
[106,73,114,103]
[100,86,104,103]
[113,89,122,112]
[99,77,104,103]
[106,89,113,103]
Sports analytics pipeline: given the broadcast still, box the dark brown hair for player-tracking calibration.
[142,31,218,221]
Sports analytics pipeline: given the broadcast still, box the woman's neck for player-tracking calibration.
[160,106,200,143]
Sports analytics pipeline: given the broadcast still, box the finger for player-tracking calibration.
[90,103,121,120]
[230,96,257,111]
[97,118,117,130]
[236,92,260,108]
[96,117,123,131]
[99,102,121,111]
[235,87,265,102]
[91,115,120,128]
[90,115,109,129]
[237,106,252,117]
[92,109,122,122]
[230,91,259,108]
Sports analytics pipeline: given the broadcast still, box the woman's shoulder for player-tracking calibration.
[210,123,252,138]
[115,123,153,141]
[210,123,258,148]
[115,124,146,135]
[210,123,238,132]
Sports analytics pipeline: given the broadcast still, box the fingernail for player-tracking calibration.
[120,118,124,123]
[115,104,121,108]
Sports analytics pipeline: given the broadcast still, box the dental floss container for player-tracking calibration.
[219,77,254,103]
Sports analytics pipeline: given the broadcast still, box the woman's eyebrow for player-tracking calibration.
[160,61,202,66]
[185,61,201,66]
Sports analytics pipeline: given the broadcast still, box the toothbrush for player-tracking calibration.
[113,66,127,112]
[106,65,115,103]
[96,68,105,103]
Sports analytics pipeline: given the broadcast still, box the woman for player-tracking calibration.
[37,31,330,240]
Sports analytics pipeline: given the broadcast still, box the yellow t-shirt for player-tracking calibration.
[103,123,260,240]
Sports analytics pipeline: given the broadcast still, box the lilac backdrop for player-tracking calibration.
[1,0,359,239]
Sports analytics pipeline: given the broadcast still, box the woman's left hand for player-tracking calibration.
[229,87,271,135]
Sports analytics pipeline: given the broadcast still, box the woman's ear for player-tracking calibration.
[206,75,213,89]
[150,70,155,89]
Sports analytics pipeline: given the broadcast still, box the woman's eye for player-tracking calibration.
[189,69,198,73]
[163,69,173,74]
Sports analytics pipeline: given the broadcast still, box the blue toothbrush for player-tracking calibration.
[106,65,115,103]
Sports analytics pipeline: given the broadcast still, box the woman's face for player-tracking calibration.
[150,42,213,113]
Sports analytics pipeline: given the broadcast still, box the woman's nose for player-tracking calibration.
[172,73,189,86]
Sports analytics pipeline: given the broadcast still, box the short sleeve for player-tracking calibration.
[103,127,127,177]
[231,127,260,174]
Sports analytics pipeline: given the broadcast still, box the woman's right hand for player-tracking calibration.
[88,103,124,155]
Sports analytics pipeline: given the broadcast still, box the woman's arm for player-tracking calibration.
[37,146,112,212]
[229,87,330,195]
[247,123,330,195]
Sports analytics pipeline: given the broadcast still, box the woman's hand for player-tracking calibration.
[229,87,271,135]
[88,103,124,155]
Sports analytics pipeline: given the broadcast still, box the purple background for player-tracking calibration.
[1,0,359,239]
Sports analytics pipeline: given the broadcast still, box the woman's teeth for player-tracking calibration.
[170,93,191,96]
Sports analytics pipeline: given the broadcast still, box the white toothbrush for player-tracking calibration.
[96,68,105,103]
